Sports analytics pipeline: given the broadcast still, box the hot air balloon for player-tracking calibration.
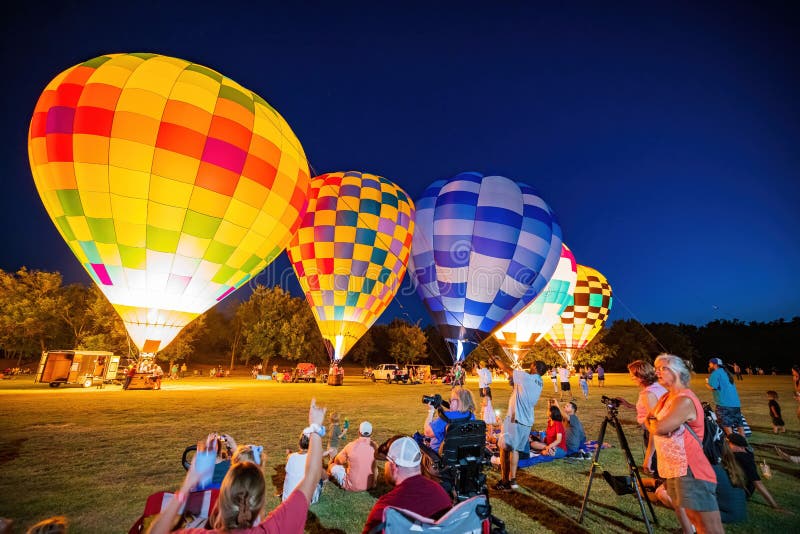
[408,172,563,362]
[28,53,310,355]
[544,265,613,365]
[286,171,415,362]
[493,243,577,367]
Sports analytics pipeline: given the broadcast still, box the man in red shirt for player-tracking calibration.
[362,436,451,533]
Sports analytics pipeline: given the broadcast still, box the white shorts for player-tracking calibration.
[329,464,347,486]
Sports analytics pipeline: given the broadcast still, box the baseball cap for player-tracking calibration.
[708,357,724,366]
[387,436,422,467]
[359,421,373,436]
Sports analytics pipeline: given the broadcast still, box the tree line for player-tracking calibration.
[1,268,797,372]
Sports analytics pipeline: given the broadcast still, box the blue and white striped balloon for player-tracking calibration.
[408,172,563,361]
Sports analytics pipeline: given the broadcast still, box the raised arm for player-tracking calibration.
[296,399,326,504]
[146,435,216,534]
[489,354,511,376]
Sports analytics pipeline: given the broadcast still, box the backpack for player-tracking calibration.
[685,402,724,465]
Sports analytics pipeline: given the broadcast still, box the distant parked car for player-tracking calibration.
[371,364,409,384]
[292,362,318,383]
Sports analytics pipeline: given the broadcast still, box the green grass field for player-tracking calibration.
[1,371,798,533]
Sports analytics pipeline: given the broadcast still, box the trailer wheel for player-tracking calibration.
[83,378,93,388]
[49,382,60,388]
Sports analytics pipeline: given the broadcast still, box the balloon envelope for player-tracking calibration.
[28,53,310,353]
[494,243,577,363]
[286,171,415,360]
[544,264,613,361]
[409,172,562,361]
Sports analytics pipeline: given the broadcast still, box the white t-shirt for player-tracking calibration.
[282,452,307,501]
[477,367,492,388]
[507,370,543,427]
[558,367,570,382]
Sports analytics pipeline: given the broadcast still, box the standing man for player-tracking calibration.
[558,364,573,401]
[123,363,136,390]
[733,362,743,381]
[477,360,493,400]
[596,364,605,388]
[489,356,546,491]
[706,357,745,436]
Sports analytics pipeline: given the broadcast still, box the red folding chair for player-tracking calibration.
[129,489,218,533]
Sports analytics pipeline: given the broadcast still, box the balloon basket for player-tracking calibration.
[327,373,343,386]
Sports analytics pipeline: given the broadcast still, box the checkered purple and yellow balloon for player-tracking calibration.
[28,53,310,353]
[544,264,613,362]
[286,172,415,361]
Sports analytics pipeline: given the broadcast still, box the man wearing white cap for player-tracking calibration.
[328,421,377,491]
[362,436,452,533]
[705,357,745,436]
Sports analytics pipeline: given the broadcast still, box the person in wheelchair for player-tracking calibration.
[423,387,476,453]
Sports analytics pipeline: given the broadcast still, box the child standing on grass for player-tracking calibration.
[579,367,589,399]
[326,413,349,456]
[767,390,785,434]
[482,395,497,434]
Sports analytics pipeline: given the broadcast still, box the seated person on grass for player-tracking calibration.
[283,432,334,504]
[328,421,377,491]
[552,399,588,457]
[529,405,567,459]
[149,399,326,533]
[362,437,452,534]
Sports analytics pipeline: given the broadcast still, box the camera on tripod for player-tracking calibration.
[601,395,621,411]
[422,393,450,410]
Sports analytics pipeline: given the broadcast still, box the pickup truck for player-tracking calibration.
[371,364,409,384]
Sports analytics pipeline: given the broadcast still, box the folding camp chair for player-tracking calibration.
[128,488,218,533]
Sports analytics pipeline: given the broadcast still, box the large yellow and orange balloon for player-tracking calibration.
[493,243,578,367]
[28,53,310,354]
[286,172,415,361]
[544,264,612,364]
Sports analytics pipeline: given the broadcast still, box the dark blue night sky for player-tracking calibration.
[2,1,798,327]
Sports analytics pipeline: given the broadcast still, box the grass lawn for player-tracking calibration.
[1,371,798,533]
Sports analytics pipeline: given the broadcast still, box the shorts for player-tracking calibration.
[480,386,492,399]
[715,405,743,429]
[560,382,571,391]
[501,417,531,452]
[329,464,347,486]
[665,467,718,512]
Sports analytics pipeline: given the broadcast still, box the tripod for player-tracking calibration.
[578,403,658,534]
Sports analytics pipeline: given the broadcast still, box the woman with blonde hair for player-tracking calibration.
[645,354,723,534]
[423,386,476,453]
[147,399,326,533]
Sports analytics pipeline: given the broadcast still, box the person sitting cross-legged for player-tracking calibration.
[530,405,568,459]
[328,421,378,492]
[552,399,588,458]
[362,436,452,534]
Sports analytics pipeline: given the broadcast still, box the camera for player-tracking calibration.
[214,433,233,457]
[601,395,620,409]
[422,394,450,410]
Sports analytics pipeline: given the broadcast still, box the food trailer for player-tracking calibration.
[35,350,120,388]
